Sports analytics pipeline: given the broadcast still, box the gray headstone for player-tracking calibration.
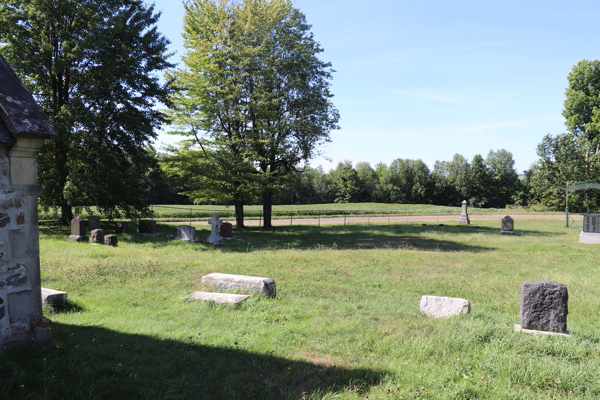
[177,225,197,241]
[583,214,600,233]
[139,220,156,234]
[71,216,86,236]
[41,288,68,305]
[184,291,251,305]
[115,222,128,234]
[201,273,276,298]
[459,200,470,224]
[520,280,568,333]
[500,215,515,234]
[206,214,224,244]
[88,216,101,231]
[91,229,104,244]
[420,295,471,317]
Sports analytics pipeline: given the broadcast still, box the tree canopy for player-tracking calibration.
[0,0,173,222]
[165,0,339,227]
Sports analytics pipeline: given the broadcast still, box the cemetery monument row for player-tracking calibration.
[0,55,57,352]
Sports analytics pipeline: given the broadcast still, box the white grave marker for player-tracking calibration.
[206,213,224,244]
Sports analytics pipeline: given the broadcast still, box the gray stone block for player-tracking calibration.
[520,280,568,333]
[500,215,515,234]
[177,225,197,241]
[115,222,128,234]
[184,291,251,305]
[201,273,276,298]
[420,295,471,317]
[41,288,68,304]
[104,234,117,247]
[91,229,104,244]
[68,235,88,243]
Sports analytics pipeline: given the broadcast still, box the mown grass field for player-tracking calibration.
[1,218,597,399]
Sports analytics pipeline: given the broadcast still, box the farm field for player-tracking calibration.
[1,219,598,399]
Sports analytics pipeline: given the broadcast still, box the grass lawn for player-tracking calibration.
[1,219,598,399]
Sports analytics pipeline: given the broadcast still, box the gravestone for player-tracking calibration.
[205,214,224,246]
[458,200,470,224]
[139,220,159,236]
[68,216,89,243]
[115,222,128,234]
[0,55,56,352]
[41,288,68,305]
[177,225,197,242]
[91,229,104,244]
[88,216,101,231]
[580,214,600,243]
[500,215,515,234]
[220,222,235,239]
[184,291,251,305]
[201,273,276,298]
[420,295,471,317]
[104,234,118,247]
[516,280,569,334]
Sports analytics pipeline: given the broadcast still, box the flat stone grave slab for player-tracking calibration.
[184,291,251,305]
[514,324,571,337]
[41,288,68,305]
[580,231,600,244]
[420,295,471,317]
[201,273,276,298]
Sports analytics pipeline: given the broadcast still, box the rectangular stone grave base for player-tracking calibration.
[201,273,276,297]
[500,230,515,234]
[41,288,68,304]
[183,291,251,305]
[68,235,89,243]
[0,316,53,354]
[459,219,470,225]
[580,231,600,244]
[203,241,225,247]
[514,325,571,337]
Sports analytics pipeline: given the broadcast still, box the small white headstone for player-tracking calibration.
[420,295,470,317]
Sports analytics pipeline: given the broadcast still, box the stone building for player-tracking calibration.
[0,55,56,352]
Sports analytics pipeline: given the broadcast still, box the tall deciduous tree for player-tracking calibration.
[167,0,339,228]
[0,0,173,222]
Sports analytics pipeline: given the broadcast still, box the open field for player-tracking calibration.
[1,219,598,399]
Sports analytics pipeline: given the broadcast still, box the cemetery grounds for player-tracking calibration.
[1,218,599,399]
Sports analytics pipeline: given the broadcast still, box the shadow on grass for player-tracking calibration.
[0,322,388,400]
[44,300,87,314]
[41,220,559,253]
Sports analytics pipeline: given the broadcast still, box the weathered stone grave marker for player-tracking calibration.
[459,200,470,225]
[41,288,68,305]
[205,214,224,246]
[104,234,118,247]
[88,216,101,231]
[115,221,128,234]
[68,216,89,243]
[91,229,104,245]
[515,280,570,336]
[420,295,471,317]
[500,215,515,234]
[177,225,198,242]
[183,292,251,305]
[201,273,276,298]
[139,220,159,236]
[0,55,56,352]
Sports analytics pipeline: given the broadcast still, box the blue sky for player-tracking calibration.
[149,0,600,174]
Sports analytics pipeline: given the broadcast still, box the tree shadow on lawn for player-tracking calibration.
[0,322,387,400]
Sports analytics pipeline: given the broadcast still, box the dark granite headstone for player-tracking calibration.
[88,216,101,231]
[220,222,233,238]
[583,214,600,233]
[115,222,129,234]
[139,220,157,234]
[520,280,568,333]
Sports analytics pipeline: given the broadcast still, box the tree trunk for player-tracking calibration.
[235,200,244,228]
[61,203,73,225]
[263,190,273,228]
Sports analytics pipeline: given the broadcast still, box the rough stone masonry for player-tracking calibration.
[0,55,57,352]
